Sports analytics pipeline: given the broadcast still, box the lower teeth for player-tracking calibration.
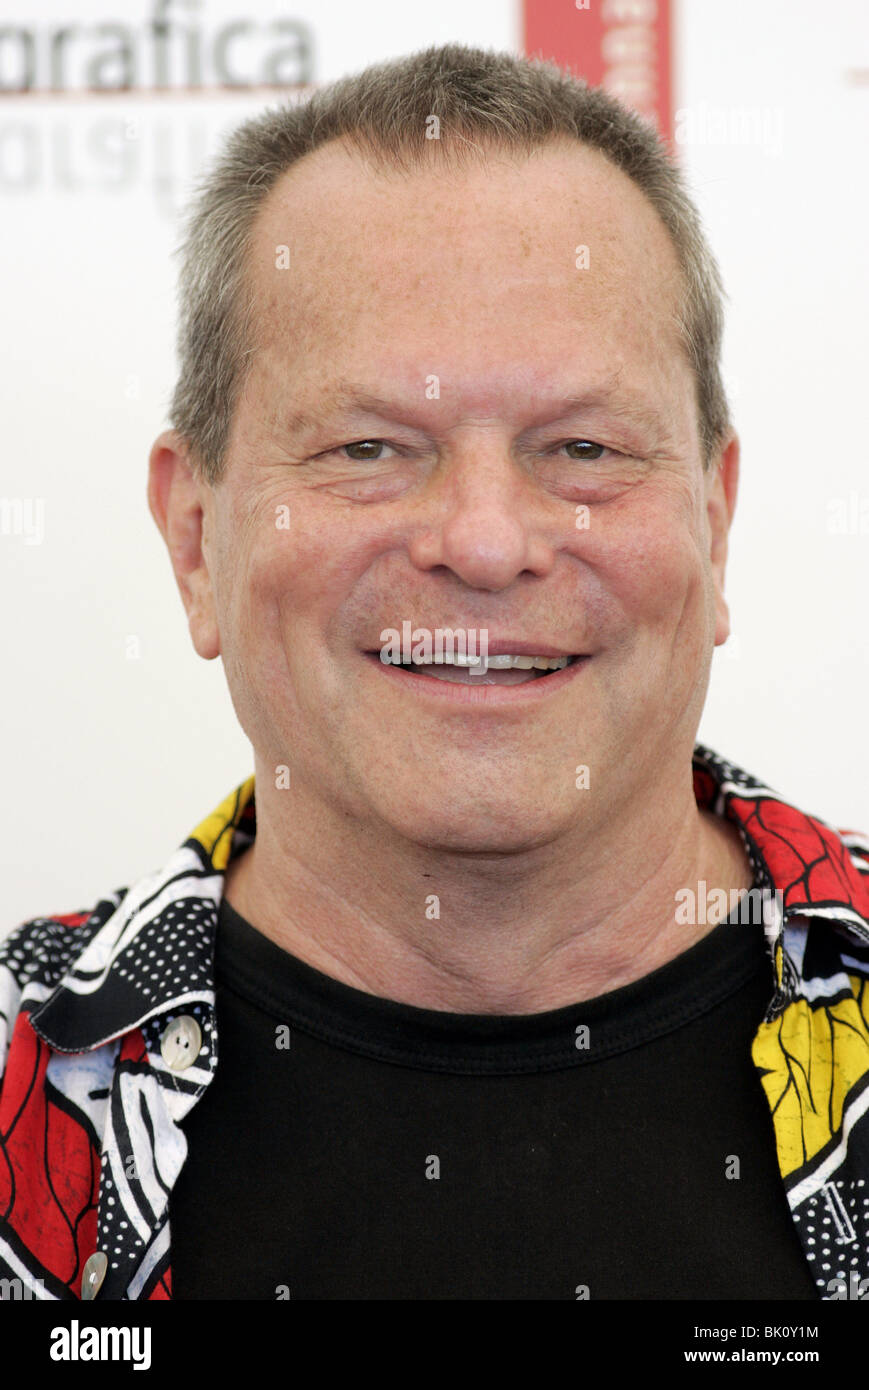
[399,666,549,674]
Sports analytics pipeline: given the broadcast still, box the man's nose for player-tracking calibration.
[407,445,556,592]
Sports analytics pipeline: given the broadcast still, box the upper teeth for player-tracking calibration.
[387,653,571,670]
[484,654,570,670]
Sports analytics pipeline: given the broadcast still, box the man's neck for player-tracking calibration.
[222,780,755,1015]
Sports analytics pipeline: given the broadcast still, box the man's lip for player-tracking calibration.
[360,650,591,702]
[363,640,584,658]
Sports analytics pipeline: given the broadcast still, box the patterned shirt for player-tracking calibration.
[1,744,868,1301]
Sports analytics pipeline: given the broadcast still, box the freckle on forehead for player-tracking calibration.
[250,139,684,379]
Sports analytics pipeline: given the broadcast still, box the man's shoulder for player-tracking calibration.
[0,892,126,1076]
[2,895,121,981]
[0,775,254,1012]
[695,745,869,928]
[0,801,240,1080]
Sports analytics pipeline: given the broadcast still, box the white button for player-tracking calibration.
[160,1015,202,1071]
[81,1251,108,1300]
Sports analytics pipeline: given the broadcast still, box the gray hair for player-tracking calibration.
[169,43,730,486]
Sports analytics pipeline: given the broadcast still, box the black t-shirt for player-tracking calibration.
[168,895,819,1300]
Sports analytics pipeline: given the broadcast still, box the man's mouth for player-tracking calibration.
[365,652,580,686]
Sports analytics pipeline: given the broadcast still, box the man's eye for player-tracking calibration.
[559,440,607,461]
[338,440,394,461]
[328,438,613,463]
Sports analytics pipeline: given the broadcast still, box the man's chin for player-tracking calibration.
[369,795,581,857]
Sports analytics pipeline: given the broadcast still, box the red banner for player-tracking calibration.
[523,0,673,145]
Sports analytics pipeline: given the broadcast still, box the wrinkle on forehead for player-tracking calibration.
[238,137,691,451]
[251,137,681,316]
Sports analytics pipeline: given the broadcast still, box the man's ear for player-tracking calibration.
[147,430,221,660]
[705,432,740,649]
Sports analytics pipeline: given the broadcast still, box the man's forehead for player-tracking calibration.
[250,135,681,293]
[243,135,686,400]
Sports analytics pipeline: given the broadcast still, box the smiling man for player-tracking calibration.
[177,114,755,1011]
[2,45,868,1303]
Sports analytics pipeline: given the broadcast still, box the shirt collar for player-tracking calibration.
[30,748,869,1053]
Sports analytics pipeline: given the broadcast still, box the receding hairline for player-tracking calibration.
[239,128,688,377]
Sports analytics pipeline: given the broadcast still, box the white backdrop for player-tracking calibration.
[2,0,867,932]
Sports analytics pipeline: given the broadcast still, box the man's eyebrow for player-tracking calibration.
[539,392,668,440]
[282,381,669,441]
[282,387,403,437]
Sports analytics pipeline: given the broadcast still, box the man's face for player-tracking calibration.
[179,138,735,852]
